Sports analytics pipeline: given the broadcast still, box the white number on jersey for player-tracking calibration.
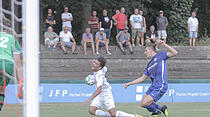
[0,37,9,48]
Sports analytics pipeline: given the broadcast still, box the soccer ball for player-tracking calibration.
[85,75,95,85]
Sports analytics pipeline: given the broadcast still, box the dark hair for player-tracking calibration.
[97,56,106,68]
[146,43,156,51]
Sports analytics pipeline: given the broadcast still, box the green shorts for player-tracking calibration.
[0,60,13,89]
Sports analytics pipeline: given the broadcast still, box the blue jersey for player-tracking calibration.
[144,52,169,88]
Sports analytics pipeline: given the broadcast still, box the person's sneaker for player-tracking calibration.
[122,51,126,55]
[48,46,51,50]
[137,43,141,47]
[72,52,78,55]
[53,46,56,50]
[151,111,161,117]
[131,51,134,55]
[64,51,68,54]
[96,52,99,55]
[132,44,135,47]
[161,105,168,116]
[106,52,112,55]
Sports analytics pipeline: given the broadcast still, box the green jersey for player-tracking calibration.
[0,32,21,62]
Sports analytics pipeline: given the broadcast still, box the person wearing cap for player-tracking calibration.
[95,28,112,55]
[156,10,168,42]
[116,27,134,55]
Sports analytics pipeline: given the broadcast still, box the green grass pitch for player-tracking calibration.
[0,102,210,117]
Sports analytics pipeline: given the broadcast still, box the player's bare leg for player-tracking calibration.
[89,106,111,116]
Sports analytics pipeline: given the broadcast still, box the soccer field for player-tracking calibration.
[0,102,210,117]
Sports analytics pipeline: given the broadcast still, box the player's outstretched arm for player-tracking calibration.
[124,74,148,88]
[157,40,178,58]
[83,86,102,105]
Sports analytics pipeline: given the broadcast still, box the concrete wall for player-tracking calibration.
[40,46,210,80]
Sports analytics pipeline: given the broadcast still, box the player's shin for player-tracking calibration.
[144,104,158,113]
[95,110,111,116]
[151,102,162,110]
[116,111,135,117]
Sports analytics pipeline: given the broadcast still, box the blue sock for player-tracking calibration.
[144,104,158,113]
[152,102,162,110]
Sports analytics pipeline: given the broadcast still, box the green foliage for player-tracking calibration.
[40,0,196,45]
[163,0,193,45]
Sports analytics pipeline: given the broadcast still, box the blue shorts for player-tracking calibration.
[189,31,197,38]
[145,85,168,102]
[104,28,111,39]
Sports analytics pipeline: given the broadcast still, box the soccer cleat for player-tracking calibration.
[135,114,143,117]
[53,46,57,50]
[48,46,51,50]
[96,52,99,55]
[161,105,168,116]
[151,111,161,117]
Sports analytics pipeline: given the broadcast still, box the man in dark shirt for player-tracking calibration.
[99,9,113,44]
[146,25,159,46]
[45,8,56,31]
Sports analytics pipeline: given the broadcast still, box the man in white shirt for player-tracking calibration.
[83,57,141,117]
[59,26,76,54]
[130,8,143,47]
[188,12,199,46]
[61,6,73,32]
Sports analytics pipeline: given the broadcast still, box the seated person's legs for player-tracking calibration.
[52,38,59,49]
[45,38,51,49]
[126,40,134,54]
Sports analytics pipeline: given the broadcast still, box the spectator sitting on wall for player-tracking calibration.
[59,26,77,54]
[44,26,59,50]
[81,28,95,56]
[116,27,133,55]
[146,25,159,46]
[95,28,112,55]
